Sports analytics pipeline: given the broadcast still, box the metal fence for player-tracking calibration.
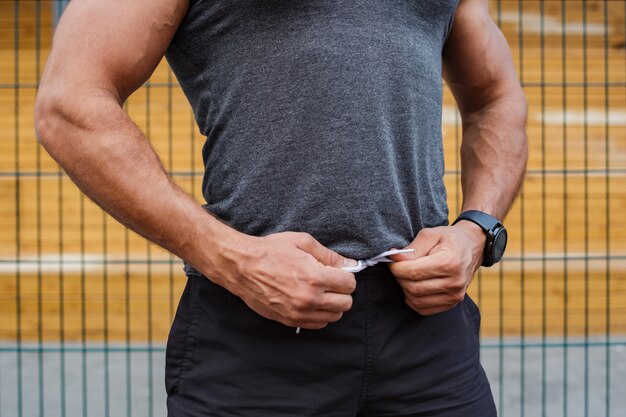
[1,1,624,416]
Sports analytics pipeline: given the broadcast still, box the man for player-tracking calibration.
[35,0,527,415]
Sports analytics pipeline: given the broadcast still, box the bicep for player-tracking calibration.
[41,0,188,103]
[442,0,522,115]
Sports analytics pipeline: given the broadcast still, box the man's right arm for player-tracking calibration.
[35,0,356,330]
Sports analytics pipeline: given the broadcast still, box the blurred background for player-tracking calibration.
[0,1,625,416]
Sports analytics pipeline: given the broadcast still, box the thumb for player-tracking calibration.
[299,236,358,268]
[387,228,441,262]
[387,246,418,262]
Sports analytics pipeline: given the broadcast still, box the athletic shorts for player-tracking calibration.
[165,263,496,417]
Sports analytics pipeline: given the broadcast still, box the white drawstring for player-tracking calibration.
[340,248,415,273]
[295,248,414,333]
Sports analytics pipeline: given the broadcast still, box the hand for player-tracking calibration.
[206,231,358,330]
[388,222,486,315]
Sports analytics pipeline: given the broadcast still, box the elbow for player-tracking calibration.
[34,85,84,159]
[34,89,64,151]
[512,86,528,128]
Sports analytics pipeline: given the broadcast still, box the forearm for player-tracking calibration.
[441,0,528,220]
[34,92,245,282]
[459,92,528,220]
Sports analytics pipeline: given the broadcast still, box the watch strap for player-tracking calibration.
[452,210,506,267]
[452,210,502,232]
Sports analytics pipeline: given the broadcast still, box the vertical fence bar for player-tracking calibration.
[58,98,66,417]
[13,1,23,416]
[103,212,111,417]
[79,197,89,417]
[78,3,90,408]
[167,68,175,325]
[454,108,460,214]
[35,2,45,416]
[517,2,526,415]
[80,176,88,416]
[539,2,547,416]
[146,78,155,417]
[603,1,611,415]
[53,0,69,25]
[560,2,568,415]
[190,106,197,200]
[582,3,589,417]
[495,3,504,415]
[123,97,132,417]
[80,189,87,417]
[54,4,68,412]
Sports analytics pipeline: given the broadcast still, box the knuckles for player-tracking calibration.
[291,231,315,247]
[325,250,341,268]
[441,258,463,275]
[417,227,435,239]
[274,231,315,248]
[344,276,357,293]
[447,278,467,293]
[451,291,465,304]
[291,291,317,311]
[283,312,343,329]
[329,312,343,322]
[340,297,353,311]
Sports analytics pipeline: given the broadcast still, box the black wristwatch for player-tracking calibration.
[452,210,508,267]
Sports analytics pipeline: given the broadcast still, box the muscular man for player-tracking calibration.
[35,0,527,415]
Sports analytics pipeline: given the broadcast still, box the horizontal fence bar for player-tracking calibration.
[1,340,625,354]
[1,255,625,265]
[3,81,626,90]
[2,168,626,179]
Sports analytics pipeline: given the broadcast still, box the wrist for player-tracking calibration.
[453,219,487,248]
[184,213,252,286]
[453,210,508,267]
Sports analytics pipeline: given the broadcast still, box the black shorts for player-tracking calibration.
[165,264,496,417]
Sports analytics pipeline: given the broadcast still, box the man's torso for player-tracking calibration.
[166,0,459,259]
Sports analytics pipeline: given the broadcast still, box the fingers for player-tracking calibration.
[239,231,359,330]
[387,226,476,316]
[387,246,417,262]
[396,269,468,316]
[293,232,358,268]
[283,303,349,330]
[289,232,357,294]
[389,251,451,281]
[316,266,357,294]
[395,267,467,310]
[405,301,459,316]
[292,310,346,328]
[317,292,353,312]
[288,282,354,314]
[403,293,461,316]
[396,276,452,296]
[285,272,354,328]
[387,228,443,263]
[288,316,341,330]
[392,257,464,313]
[248,300,345,330]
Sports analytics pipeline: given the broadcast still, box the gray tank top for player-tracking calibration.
[166,0,460,260]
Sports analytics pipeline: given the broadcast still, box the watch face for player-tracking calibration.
[493,228,508,261]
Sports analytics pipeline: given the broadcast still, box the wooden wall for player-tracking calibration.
[0,1,624,341]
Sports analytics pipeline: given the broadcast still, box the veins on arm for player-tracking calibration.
[442,0,528,219]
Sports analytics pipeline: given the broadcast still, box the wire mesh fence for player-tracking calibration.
[0,1,624,416]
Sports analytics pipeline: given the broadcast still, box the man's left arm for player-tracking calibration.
[389,0,528,315]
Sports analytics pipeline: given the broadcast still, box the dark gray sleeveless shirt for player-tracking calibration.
[166,0,460,260]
